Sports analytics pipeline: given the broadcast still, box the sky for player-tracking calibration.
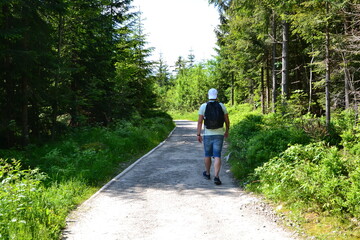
[131,0,220,67]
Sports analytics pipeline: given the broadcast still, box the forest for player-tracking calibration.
[2,0,359,147]
[0,0,156,148]
[1,0,360,239]
[160,0,360,119]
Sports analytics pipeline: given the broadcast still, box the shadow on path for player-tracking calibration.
[62,120,296,240]
[101,120,237,199]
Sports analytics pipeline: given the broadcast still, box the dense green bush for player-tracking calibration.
[0,159,91,239]
[228,114,310,180]
[248,142,360,219]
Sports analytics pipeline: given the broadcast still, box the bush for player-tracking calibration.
[228,114,310,181]
[0,159,91,239]
[249,142,360,219]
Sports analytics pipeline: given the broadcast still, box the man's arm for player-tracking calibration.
[224,113,230,138]
[197,114,204,143]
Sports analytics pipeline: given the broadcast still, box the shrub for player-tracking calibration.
[0,159,89,239]
[228,114,310,180]
[346,165,360,219]
[227,107,360,238]
[248,142,360,218]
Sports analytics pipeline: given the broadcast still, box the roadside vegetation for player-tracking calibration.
[0,112,174,239]
[227,104,360,239]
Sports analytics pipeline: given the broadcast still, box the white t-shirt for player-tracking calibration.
[198,101,228,136]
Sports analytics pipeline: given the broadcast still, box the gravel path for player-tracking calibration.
[62,120,298,240]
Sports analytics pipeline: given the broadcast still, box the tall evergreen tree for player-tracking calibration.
[0,0,55,146]
[154,54,171,88]
[114,10,155,116]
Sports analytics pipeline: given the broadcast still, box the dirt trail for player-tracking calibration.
[62,120,298,240]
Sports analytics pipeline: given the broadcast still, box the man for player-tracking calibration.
[197,88,230,185]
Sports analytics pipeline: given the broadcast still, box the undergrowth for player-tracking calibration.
[0,111,174,239]
[228,106,360,239]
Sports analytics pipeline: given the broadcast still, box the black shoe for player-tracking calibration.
[214,177,222,185]
[203,171,210,180]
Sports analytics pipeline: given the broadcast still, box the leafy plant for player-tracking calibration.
[228,113,310,180]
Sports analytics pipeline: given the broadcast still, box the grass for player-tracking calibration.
[275,205,360,240]
[302,214,360,239]
[0,112,175,239]
[168,110,199,121]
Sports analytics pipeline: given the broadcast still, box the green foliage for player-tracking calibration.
[227,105,360,238]
[0,0,156,147]
[0,113,174,239]
[167,110,199,121]
[162,61,225,112]
[249,142,360,220]
[226,103,261,124]
[210,0,360,126]
[0,159,91,239]
[24,112,174,186]
[228,113,310,180]
[292,113,342,146]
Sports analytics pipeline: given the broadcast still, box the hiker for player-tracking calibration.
[197,88,230,185]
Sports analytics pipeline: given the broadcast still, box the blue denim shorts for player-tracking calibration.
[203,135,224,158]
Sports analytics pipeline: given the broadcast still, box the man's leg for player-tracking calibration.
[203,135,212,176]
[213,135,224,185]
[214,157,221,177]
[204,157,211,175]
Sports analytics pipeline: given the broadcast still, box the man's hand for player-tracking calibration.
[197,135,203,143]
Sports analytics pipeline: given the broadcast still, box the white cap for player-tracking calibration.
[208,88,218,99]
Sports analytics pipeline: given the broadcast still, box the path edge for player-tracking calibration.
[81,124,177,205]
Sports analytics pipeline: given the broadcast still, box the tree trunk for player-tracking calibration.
[52,13,64,138]
[266,58,271,112]
[22,15,30,146]
[261,66,265,114]
[22,76,30,146]
[231,72,235,106]
[281,20,289,98]
[343,54,350,110]
[272,12,277,112]
[343,20,350,110]
[325,2,331,128]
[308,45,315,113]
[2,4,13,146]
